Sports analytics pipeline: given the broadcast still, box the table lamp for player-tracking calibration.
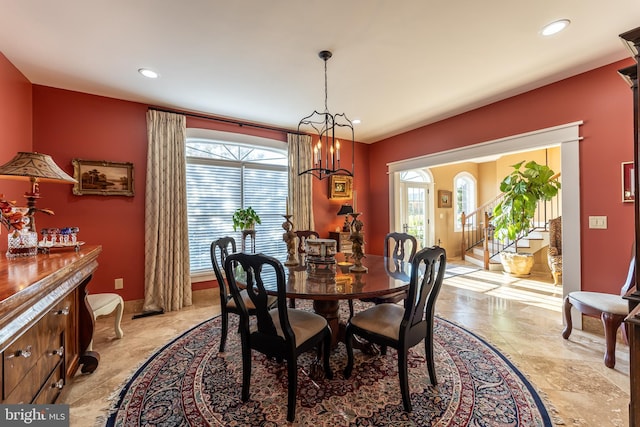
[0,152,77,232]
[337,204,354,232]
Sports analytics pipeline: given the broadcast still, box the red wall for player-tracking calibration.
[312,141,370,235]
[32,86,149,300]
[368,59,636,294]
[0,52,33,251]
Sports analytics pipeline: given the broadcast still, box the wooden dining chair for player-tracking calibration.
[350,232,417,318]
[288,230,320,308]
[294,230,320,254]
[377,232,418,302]
[562,254,636,368]
[224,252,333,422]
[344,246,446,412]
[210,237,276,352]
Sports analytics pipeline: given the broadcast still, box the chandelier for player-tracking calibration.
[297,50,355,180]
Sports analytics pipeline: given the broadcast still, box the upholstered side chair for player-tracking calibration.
[562,254,635,368]
[344,246,446,412]
[224,252,333,422]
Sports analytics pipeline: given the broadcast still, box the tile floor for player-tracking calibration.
[60,262,631,426]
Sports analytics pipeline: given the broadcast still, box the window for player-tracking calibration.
[398,170,432,248]
[186,131,288,275]
[454,172,476,231]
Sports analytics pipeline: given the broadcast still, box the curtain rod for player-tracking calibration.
[148,106,304,135]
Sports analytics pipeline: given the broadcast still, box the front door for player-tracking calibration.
[395,172,433,249]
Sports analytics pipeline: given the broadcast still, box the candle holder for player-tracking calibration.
[348,212,367,273]
[282,214,298,266]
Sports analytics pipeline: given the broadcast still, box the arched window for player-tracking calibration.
[400,169,431,183]
[454,172,477,231]
[185,130,288,274]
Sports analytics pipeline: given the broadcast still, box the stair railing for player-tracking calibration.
[460,172,561,269]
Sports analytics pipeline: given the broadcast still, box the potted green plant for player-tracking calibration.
[232,206,261,231]
[492,160,561,275]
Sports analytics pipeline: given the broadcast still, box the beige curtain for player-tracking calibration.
[143,110,192,312]
[288,133,315,231]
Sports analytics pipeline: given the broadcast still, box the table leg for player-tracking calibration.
[311,299,379,355]
[313,300,340,348]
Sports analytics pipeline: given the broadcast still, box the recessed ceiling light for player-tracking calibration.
[138,68,159,79]
[541,19,570,36]
[352,119,361,125]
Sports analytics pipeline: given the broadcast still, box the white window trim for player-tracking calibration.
[453,171,477,232]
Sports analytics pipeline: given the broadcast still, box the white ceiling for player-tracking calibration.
[1,1,639,143]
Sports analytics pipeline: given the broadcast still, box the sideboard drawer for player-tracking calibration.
[3,322,43,398]
[45,294,74,335]
[4,330,64,403]
[33,363,64,404]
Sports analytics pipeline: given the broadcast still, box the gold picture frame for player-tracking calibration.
[72,159,134,196]
[438,189,452,208]
[329,175,353,199]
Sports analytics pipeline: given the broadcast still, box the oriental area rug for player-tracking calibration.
[105,303,554,426]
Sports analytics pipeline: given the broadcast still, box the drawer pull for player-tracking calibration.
[6,345,32,359]
[52,379,64,390]
[50,346,64,357]
[53,306,70,316]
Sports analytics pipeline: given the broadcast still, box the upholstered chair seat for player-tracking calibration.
[349,304,404,340]
[566,292,628,316]
[263,308,329,344]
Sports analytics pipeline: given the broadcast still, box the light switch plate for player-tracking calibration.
[588,216,607,229]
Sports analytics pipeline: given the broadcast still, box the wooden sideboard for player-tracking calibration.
[0,245,102,404]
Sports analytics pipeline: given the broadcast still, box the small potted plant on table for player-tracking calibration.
[233,207,261,252]
[232,206,261,231]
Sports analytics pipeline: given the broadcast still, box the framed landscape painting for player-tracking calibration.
[72,159,134,196]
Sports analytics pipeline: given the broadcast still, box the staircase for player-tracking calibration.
[460,175,561,272]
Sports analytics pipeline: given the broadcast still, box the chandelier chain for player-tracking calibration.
[324,58,329,113]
